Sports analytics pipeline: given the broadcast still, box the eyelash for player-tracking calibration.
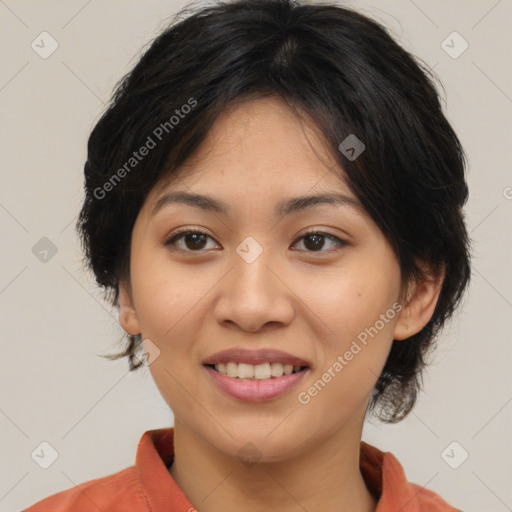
[164,228,348,254]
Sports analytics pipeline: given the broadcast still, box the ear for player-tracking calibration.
[118,280,141,335]
[393,265,444,340]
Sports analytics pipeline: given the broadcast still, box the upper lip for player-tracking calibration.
[203,348,311,367]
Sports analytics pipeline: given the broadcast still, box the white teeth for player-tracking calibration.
[238,363,254,379]
[270,362,284,377]
[213,362,306,380]
[226,362,238,377]
[254,362,271,380]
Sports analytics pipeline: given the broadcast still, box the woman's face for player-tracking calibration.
[120,97,406,462]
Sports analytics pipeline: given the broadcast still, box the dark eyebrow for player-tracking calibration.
[276,192,363,216]
[152,191,229,216]
[151,191,363,217]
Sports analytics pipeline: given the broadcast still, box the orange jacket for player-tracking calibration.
[23,428,460,511]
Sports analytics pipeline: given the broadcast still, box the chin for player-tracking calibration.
[210,429,305,465]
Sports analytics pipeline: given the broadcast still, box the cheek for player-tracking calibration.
[306,258,401,341]
[130,249,213,340]
[131,255,212,418]
[295,281,399,424]
[303,254,401,394]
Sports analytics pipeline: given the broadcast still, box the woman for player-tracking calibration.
[24,0,470,510]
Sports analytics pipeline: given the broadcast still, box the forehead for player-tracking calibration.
[149,96,352,202]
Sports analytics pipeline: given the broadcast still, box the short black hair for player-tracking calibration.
[77,0,471,423]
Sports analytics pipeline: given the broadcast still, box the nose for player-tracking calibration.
[214,250,295,333]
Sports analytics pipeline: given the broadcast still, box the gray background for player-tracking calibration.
[1,0,511,510]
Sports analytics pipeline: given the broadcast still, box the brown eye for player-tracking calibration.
[165,230,219,252]
[292,231,347,253]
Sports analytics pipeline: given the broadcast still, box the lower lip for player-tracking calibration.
[204,365,309,402]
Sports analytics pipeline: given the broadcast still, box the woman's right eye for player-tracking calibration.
[164,229,220,252]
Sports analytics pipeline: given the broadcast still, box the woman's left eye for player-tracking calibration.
[292,231,347,253]
[164,229,347,253]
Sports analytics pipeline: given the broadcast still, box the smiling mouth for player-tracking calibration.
[205,362,309,380]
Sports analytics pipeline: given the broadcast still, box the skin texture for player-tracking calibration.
[119,97,443,512]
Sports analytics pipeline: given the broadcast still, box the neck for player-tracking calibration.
[169,415,377,512]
